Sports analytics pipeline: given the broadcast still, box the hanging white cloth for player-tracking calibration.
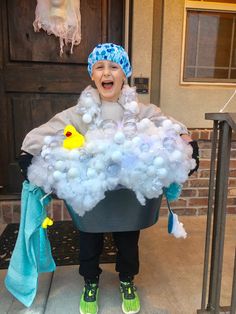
[33,0,81,56]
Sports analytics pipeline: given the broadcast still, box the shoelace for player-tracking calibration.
[84,283,98,302]
[120,281,137,300]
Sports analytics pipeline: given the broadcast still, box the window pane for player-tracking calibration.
[230,69,236,78]
[232,23,236,67]
[185,12,199,66]
[198,12,232,67]
[197,68,229,78]
[184,10,236,82]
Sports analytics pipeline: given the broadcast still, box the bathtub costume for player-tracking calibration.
[5,43,196,308]
[21,44,195,232]
[21,81,194,231]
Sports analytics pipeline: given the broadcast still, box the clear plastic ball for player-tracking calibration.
[77,104,87,114]
[106,163,121,177]
[100,120,118,137]
[123,122,137,139]
[140,143,150,152]
[163,137,176,152]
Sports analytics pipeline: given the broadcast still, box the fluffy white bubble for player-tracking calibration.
[114,132,125,144]
[44,136,53,145]
[126,101,139,114]
[68,168,79,178]
[137,118,150,131]
[170,150,182,162]
[53,171,63,181]
[80,95,93,107]
[87,168,97,178]
[132,136,142,145]
[55,160,65,171]
[156,168,167,178]
[162,119,173,128]
[173,123,182,132]
[154,156,164,167]
[111,151,122,162]
[147,166,156,176]
[82,113,92,124]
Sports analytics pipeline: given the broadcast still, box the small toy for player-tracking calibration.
[63,125,85,149]
[41,217,54,229]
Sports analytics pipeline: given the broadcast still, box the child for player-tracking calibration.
[19,43,199,314]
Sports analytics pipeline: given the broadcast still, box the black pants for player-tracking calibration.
[79,230,140,282]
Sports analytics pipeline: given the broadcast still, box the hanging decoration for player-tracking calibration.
[33,0,81,56]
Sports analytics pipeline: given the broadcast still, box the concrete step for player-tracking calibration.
[44,264,170,314]
[0,270,53,314]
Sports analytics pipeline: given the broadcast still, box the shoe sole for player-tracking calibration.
[122,303,140,314]
[79,306,98,314]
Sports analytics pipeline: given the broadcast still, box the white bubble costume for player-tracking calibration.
[26,85,196,218]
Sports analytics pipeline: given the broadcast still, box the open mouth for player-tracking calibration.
[102,81,114,90]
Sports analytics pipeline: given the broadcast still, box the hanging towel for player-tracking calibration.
[5,181,56,307]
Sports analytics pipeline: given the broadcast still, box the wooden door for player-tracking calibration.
[0,0,125,194]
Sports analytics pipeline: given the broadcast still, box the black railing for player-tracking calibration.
[198,113,236,314]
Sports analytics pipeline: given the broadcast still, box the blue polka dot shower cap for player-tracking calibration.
[87,43,132,78]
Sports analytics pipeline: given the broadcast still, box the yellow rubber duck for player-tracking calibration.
[63,125,85,149]
[42,217,54,229]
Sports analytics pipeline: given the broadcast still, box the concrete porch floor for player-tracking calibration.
[0,216,235,314]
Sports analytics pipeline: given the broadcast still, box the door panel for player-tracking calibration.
[0,0,125,193]
[5,64,90,93]
[8,93,79,192]
[11,94,78,156]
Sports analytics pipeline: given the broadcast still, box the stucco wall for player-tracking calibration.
[131,0,236,127]
[131,0,153,104]
[160,0,236,128]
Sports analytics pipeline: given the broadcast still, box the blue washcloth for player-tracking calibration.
[163,182,182,202]
[164,183,187,239]
[5,181,56,307]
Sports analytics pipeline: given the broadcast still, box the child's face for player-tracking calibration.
[92,60,125,102]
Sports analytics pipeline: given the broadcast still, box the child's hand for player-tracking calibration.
[180,133,192,142]
[18,152,33,180]
[180,134,199,175]
[188,141,199,176]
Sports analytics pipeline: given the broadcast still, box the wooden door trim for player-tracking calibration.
[0,0,9,189]
[107,0,125,44]
[150,0,164,106]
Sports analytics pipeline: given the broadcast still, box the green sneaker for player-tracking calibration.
[120,281,140,314]
[79,282,99,314]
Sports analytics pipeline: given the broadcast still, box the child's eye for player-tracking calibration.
[111,65,118,69]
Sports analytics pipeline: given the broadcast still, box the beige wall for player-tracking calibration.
[160,0,236,128]
[131,0,236,128]
[131,0,153,104]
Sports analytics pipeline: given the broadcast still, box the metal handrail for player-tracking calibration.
[198,113,236,314]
